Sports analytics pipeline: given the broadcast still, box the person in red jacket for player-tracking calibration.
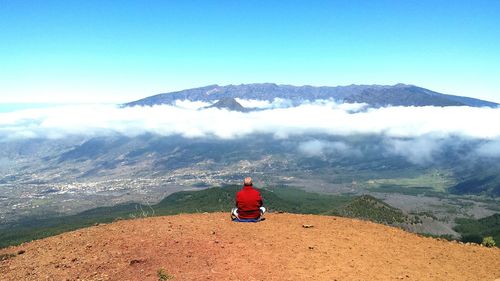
[231,177,266,221]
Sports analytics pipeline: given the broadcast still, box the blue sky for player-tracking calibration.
[1,0,499,103]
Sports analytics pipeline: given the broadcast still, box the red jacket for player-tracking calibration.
[236,185,263,219]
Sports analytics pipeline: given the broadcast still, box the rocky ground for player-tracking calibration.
[1,212,499,281]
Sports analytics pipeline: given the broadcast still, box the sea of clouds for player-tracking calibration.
[1,99,499,162]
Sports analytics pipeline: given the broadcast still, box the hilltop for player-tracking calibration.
[1,212,499,281]
[205,97,249,112]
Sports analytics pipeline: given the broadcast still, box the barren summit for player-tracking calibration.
[1,213,499,281]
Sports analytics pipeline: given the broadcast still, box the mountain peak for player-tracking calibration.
[393,83,412,88]
[206,97,247,112]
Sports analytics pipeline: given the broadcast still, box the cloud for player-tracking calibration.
[174,100,211,109]
[298,140,361,157]
[1,101,500,146]
[234,98,272,109]
[475,139,500,158]
[384,137,444,165]
[235,98,297,109]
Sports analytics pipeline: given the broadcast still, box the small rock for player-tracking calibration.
[129,259,144,265]
[302,224,314,228]
[308,246,314,250]
[17,250,26,255]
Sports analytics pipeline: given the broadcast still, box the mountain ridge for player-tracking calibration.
[124,83,498,108]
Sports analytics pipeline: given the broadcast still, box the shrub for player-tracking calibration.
[461,234,482,244]
[0,253,16,261]
[157,268,174,280]
[482,236,496,248]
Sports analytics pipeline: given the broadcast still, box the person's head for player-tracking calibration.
[244,177,253,186]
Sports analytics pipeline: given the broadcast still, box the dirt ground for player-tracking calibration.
[1,212,499,281]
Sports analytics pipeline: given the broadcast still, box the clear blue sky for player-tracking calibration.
[1,0,499,103]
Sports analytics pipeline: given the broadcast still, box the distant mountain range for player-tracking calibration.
[125,83,498,108]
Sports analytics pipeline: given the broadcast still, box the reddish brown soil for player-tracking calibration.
[1,213,499,281]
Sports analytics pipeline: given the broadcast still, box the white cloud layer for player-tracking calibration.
[234,98,272,109]
[174,100,211,110]
[1,100,500,147]
[235,98,297,109]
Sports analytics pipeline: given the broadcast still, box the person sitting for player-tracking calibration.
[231,177,266,222]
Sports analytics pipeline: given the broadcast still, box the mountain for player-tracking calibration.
[1,212,499,280]
[337,194,420,225]
[124,83,498,108]
[205,97,248,112]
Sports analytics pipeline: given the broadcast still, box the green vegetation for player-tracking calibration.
[410,211,437,220]
[418,233,455,241]
[449,175,500,197]
[362,169,456,193]
[337,195,420,225]
[454,214,500,245]
[153,185,353,216]
[157,268,174,280]
[481,236,496,248]
[265,185,352,214]
[367,185,441,197]
[0,186,352,248]
[0,199,170,248]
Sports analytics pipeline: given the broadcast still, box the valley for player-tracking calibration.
[1,84,499,249]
